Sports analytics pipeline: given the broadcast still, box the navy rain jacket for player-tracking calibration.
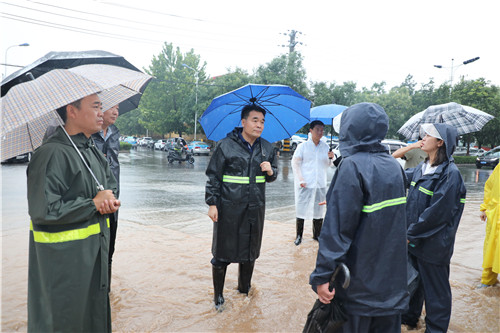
[405,123,466,265]
[310,103,409,316]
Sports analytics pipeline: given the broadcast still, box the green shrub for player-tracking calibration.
[119,141,132,151]
[453,156,477,164]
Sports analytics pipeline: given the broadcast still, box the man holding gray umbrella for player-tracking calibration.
[92,104,121,289]
[27,94,119,332]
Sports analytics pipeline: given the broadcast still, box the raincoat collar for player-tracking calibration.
[338,103,388,158]
[230,127,260,153]
[49,126,95,149]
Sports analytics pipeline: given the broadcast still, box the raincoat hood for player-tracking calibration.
[339,103,388,158]
[432,123,458,160]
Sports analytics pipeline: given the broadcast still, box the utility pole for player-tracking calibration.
[279,30,303,53]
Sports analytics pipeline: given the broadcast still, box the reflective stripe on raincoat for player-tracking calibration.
[309,103,409,316]
[405,123,466,265]
[205,128,278,262]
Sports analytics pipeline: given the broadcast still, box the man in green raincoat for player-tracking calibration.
[27,93,120,332]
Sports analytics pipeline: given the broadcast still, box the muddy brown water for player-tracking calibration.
[2,152,499,332]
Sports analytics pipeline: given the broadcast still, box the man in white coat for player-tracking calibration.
[291,120,334,245]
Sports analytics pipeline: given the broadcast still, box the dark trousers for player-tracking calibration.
[402,253,451,333]
[340,314,401,333]
[109,212,118,265]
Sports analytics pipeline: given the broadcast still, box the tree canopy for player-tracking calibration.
[116,42,500,149]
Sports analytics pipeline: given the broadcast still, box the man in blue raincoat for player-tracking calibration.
[310,102,409,332]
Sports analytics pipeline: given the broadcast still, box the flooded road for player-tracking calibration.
[1,148,499,332]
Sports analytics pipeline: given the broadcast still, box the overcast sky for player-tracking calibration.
[1,0,499,90]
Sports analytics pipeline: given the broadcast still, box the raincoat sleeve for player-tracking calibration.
[407,168,465,244]
[480,165,497,212]
[309,159,364,288]
[28,149,98,226]
[205,143,225,206]
[405,167,417,188]
[291,143,304,184]
[266,146,278,183]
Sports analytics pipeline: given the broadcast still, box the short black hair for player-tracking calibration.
[56,99,82,123]
[241,104,266,120]
[310,120,324,130]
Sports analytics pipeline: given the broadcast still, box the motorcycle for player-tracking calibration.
[167,148,195,164]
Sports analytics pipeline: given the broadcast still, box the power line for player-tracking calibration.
[1,13,164,44]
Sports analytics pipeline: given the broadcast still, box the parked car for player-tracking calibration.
[382,139,408,168]
[188,141,211,155]
[454,146,485,156]
[281,134,307,152]
[124,136,137,146]
[138,137,154,148]
[476,146,500,169]
[154,139,168,150]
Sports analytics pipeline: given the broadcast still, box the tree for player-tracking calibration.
[140,42,208,137]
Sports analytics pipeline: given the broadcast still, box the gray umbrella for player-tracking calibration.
[1,50,141,97]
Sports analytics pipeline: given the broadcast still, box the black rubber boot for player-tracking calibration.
[294,218,304,245]
[312,219,323,241]
[238,261,255,294]
[212,265,227,310]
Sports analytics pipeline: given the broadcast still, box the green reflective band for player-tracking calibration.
[460,198,466,204]
[362,197,407,213]
[418,186,434,196]
[223,175,266,184]
[30,218,109,244]
[410,181,416,187]
[256,176,266,183]
[223,175,250,184]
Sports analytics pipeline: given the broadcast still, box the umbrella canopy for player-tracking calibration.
[310,104,347,123]
[199,84,311,143]
[303,263,350,333]
[1,50,141,97]
[1,64,151,161]
[398,102,495,140]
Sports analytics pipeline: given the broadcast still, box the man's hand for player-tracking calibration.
[208,205,218,222]
[328,151,335,159]
[260,161,273,176]
[300,181,307,188]
[480,211,487,222]
[93,190,120,214]
[317,282,335,304]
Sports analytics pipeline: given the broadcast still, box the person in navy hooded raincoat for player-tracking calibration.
[401,123,466,332]
[309,102,409,332]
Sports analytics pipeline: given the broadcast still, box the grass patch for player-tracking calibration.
[119,141,132,151]
[453,156,477,164]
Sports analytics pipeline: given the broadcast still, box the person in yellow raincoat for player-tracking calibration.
[480,163,500,287]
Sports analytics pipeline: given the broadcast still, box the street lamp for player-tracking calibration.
[4,43,30,78]
[182,63,199,140]
[433,57,480,88]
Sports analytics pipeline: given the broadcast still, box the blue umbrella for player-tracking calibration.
[310,104,347,123]
[199,84,311,142]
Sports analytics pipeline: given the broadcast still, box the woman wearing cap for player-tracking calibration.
[401,123,466,332]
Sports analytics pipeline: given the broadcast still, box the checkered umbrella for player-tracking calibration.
[398,102,495,141]
[1,64,152,161]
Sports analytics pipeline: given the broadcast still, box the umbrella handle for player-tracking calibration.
[329,263,350,291]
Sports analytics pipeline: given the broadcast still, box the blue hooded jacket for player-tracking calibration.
[405,123,466,265]
[309,103,409,316]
